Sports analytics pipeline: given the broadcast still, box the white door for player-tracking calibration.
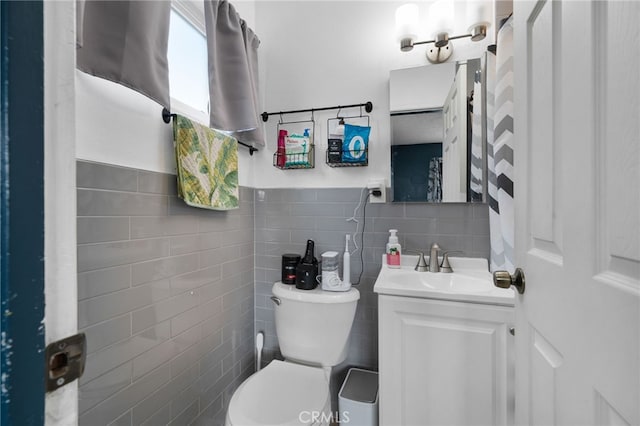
[512,1,639,425]
[442,62,467,202]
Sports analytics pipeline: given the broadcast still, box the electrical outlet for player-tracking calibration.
[367,179,386,204]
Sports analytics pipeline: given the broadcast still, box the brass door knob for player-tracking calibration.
[493,268,526,294]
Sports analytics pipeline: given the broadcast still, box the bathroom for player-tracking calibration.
[1,0,638,425]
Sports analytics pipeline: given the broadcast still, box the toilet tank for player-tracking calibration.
[271,282,360,367]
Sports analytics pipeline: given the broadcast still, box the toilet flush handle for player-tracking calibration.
[270,296,281,306]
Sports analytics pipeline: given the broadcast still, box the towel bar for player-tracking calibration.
[162,107,258,156]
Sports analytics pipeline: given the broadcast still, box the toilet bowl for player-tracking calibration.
[225,360,331,426]
[226,282,360,426]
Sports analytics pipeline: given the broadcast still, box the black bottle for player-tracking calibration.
[295,240,319,290]
[281,254,301,285]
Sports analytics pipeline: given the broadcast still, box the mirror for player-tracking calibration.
[390,59,485,203]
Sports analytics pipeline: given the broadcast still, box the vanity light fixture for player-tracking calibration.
[395,0,491,64]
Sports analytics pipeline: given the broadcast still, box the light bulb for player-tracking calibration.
[395,3,420,51]
[467,0,491,40]
[427,0,454,40]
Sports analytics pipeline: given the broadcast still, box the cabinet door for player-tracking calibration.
[379,295,514,426]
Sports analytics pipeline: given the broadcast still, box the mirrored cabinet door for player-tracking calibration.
[389,59,485,203]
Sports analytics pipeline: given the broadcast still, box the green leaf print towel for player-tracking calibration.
[173,114,239,210]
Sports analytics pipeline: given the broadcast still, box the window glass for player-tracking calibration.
[168,9,209,116]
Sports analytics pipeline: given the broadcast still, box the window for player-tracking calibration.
[168,4,209,122]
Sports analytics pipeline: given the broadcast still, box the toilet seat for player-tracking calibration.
[226,360,330,426]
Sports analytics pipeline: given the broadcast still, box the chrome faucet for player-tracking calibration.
[428,243,441,272]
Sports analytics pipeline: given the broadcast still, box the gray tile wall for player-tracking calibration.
[77,160,254,426]
[253,188,489,405]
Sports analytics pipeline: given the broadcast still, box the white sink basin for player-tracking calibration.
[373,255,514,305]
[390,270,492,292]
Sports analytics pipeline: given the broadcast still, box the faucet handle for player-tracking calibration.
[404,250,429,271]
[414,252,429,272]
[440,251,463,273]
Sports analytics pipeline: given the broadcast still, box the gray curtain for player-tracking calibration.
[77,1,171,108]
[204,0,264,145]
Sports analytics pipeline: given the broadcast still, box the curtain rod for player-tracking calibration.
[162,108,258,156]
[261,101,373,122]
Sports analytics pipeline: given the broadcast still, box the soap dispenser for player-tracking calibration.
[386,229,402,268]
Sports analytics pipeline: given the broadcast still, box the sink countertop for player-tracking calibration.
[373,255,515,306]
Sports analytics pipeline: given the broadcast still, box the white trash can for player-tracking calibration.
[338,368,378,426]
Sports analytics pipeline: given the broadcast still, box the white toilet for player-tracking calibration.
[226,282,360,426]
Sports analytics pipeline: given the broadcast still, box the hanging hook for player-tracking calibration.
[311,109,315,122]
[279,112,283,124]
[162,107,175,124]
[359,105,364,117]
[364,101,373,113]
[336,107,342,119]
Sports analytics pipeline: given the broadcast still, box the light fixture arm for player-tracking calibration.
[398,24,488,64]
[395,0,491,64]
[409,31,478,49]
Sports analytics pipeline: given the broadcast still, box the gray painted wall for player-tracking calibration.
[254,187,490,405]
[77,160,254,426]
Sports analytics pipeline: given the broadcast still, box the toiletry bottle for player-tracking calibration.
[386,229,402,268]
[328,120,344,164]
[296,239,319,290]
[302,128,312,165]
[277,129,287,167]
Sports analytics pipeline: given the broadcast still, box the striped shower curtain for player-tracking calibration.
[487,17,515,273]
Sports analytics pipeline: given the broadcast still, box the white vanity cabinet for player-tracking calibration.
[378,294,514,426]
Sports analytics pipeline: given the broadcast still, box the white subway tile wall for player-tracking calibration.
[77,161,254,426]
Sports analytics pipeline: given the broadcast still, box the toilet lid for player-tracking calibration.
[228,360,329,426]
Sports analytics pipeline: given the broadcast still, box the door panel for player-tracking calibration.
[514,0,639,425]
[529,0,560,251]
[595,392,632,426]
[529,328,563,426]
[595,1,640,281]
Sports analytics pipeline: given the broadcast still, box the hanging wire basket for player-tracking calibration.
[325,114,370,167]
[273,117,315,170]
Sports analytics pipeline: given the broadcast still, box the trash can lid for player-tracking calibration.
[340,368,378,403]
